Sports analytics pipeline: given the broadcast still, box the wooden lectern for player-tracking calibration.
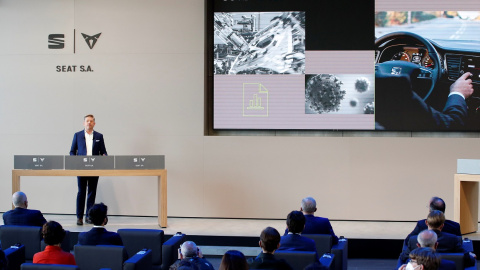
[454,159,480,234]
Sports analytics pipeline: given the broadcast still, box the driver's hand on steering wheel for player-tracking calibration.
[450,72,474,99]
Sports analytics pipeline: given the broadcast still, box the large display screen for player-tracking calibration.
[209,0,480,131]
[210,0,375,130]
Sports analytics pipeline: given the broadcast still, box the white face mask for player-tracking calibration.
[406,262,420,270]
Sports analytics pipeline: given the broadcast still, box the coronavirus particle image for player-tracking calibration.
[305,74,346,114]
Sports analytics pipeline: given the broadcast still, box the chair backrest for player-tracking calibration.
[0,225,42,261]
[274,251,317,270]
[20,263,79,270]
[303,234,333,255]
[124,249,153,270]
[74,245,128,270]
[160,234,185,270]
[438,253,464,270]
[4,244,26,270]
[40,230,71,252]
[117,229,163,266]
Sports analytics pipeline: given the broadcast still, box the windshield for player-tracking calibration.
[375,11,480,41]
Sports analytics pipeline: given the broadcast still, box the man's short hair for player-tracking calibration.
[301,197,316,213]
[429,197,446,213]
[260,227,281,253]
[42,221,66,245]
[409,247,440,270]
[181,241,198,258]
[88,203,108,226]
[12,191,27,208]
[84,114,95,121]
[426,210,445,230]
[286,210,306,234]
[417,230,437,248]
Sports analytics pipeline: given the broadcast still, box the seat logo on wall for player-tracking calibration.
[48,31,102,51]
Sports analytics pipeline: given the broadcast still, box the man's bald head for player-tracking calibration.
[417,230,438,249]
[12,191,28,208]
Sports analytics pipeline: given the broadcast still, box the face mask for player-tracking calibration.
[406,262,419,270]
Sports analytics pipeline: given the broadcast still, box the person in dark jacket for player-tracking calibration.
[248,227,292,270]
[3,191,46,226]
[77,203,122,246]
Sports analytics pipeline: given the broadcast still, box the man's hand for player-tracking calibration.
[450,72,474,99]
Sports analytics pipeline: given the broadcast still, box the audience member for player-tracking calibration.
[219,250,248,270]
[398,211,475,267]
[398,230,455,270]
[169,241,214,270]
[33,221,76,265]
[405,197,461,245]
[285,197,338,245]
[248,227,292,270]
[277,211,318,259]
[3,191,46,226]
[399,247,440,270]
[77,203,123,245]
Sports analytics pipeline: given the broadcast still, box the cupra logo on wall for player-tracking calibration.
[48,32,102,50]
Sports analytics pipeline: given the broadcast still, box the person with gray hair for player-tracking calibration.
[417,230,438,249]
[398,212,475,268]
[169,241,214,270]
[3,191,46,226]
[397,230,456,270]
[285,197,338,244]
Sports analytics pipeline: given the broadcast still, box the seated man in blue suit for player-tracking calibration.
[286,197,338,245]
[398,211,475,268]
[398,230,455,270]
[404,197,461,246]
[3,191,46,226]
[277,210,318,260]
[77,203,122,246]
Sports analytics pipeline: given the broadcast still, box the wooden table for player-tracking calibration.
[454,173,479,234]
[12,169,168,227]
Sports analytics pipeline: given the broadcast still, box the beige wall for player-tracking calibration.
[0,0,479,224]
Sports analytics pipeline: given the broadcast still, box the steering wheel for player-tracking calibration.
[375,31,442,101]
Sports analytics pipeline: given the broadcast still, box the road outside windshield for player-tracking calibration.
[375,11,480,41]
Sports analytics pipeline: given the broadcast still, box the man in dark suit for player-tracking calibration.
[290,197,338,245]
[398,211,475,268]
[404,197,461,245]
[77,203,122,246]
[398,230,455,270]
[248,227,293,270]
[277,211,318,260]
[3,191,46,226]
[70,114,108,225]
[375,69,474,131]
